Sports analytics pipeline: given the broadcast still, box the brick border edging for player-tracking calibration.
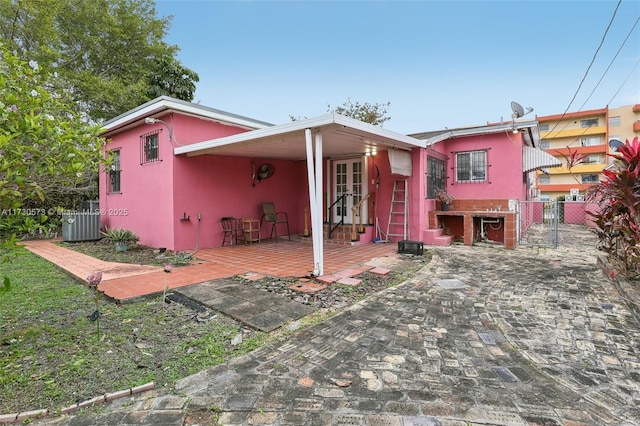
[0,382,154,424]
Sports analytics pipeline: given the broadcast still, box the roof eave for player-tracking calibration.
[174,113,426,156]
[101,96,273,135]
[422,120,540,146]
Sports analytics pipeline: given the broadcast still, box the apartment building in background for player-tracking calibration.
[535,104,640,200]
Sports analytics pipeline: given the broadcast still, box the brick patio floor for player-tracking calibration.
[22,238,398,302]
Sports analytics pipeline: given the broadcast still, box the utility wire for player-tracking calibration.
[546,0,622,136]
[577,15,640,112]
[606,56,640,106]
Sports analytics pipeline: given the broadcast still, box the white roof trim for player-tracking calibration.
[174,113,426,156]
[102,96,273,133]
[422,120,540,146]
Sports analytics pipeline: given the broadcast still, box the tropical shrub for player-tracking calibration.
[0,43,103,261]
[101,227,139,243]
[586,137,640,280]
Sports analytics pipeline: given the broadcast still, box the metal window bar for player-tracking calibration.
[108,151,121,193]
[426,154,446,199]
[140,130,161,164]
[108,170,121,193]
[453,149,490,184]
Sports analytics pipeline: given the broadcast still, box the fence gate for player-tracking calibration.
[517,200,559,248]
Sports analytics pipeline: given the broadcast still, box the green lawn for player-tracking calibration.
[0,249,269,415]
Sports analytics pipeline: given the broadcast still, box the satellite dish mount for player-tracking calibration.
[510,101,534,133]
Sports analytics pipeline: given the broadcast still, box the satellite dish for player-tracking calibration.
[257,163,275,181]
[511,101,525,119]
[510,101,534,133]
[609,139,624,152]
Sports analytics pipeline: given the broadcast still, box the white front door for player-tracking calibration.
[332,159,363,224]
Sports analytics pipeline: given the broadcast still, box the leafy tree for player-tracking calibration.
[0,44,103,261]
[290,98,391,126]
[327,98,391,126]
[0,0,199,122]
[586,136,640,280]
[146,56,199,101]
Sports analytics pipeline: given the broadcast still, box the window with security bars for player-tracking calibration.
[141,130,160,164]
[108,151,121,193]
[582,174,599,184]
[426,156,445,198]
[581,118,598,128]
[456,150,487,183]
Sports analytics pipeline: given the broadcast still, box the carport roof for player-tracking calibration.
[174,114,426,161]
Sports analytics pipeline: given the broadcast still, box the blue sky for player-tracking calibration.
[155,0,640,134]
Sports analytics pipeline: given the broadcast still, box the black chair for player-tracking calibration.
[260,202,290,241]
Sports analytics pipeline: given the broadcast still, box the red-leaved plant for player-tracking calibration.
[559,146,589,186]
[586,136,640,280]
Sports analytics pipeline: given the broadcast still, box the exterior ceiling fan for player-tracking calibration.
[256,163,275,181]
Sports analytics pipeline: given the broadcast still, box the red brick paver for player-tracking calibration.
[22,238,397,302]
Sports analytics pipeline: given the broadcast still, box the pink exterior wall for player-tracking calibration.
[99,125,175,249]
[563,202,586,224]
[585,202,599,227]
[442,133,526,201]
[171,155,306,251]
[100,114,258,251]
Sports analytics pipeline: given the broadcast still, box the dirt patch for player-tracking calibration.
[57,239,194,267]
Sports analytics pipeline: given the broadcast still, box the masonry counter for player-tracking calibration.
[429,210,517,249]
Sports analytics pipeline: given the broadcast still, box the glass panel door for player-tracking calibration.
[332,159,362,224]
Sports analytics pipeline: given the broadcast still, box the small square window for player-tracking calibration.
[608,116,621,127]
[456,150,487,183]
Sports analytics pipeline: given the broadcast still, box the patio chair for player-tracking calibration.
[221,217,244,246]
[260,202,290,241]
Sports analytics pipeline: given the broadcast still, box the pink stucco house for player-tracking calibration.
[99,96,559,275]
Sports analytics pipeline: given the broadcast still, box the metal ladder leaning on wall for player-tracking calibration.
[386,179,408,242]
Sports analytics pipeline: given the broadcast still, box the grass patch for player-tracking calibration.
[0,244,429,417]
[0,252,267,414]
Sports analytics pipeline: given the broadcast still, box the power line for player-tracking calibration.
[577,15,640,111]
[607,56,640,106]
[543,12,639,141]
[546,0,622,136]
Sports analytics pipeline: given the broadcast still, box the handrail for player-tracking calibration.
[327,194,348,239]
[351,193,373,241]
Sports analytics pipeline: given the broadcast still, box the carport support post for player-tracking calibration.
[315,132,323,275]
[305,129,324,276]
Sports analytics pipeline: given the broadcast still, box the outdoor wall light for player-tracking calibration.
[144,117,176,145]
